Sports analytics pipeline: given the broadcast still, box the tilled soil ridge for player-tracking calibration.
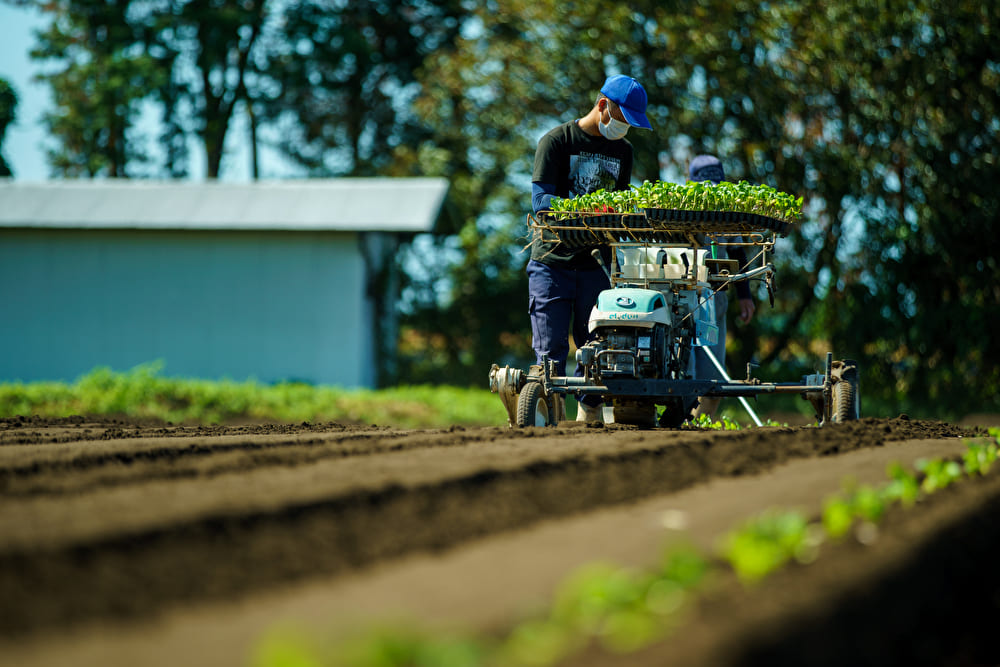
[576,461,1000,667]
[0,417,978,641]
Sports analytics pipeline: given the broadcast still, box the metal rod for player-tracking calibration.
[543,375,822,394]
[702,347,764,427]
[719,263,773,284]
[590,248,613,282]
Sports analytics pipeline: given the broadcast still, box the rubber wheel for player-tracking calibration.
[831,359,860,423]
[613,400,657,428]
[516,382,550,427]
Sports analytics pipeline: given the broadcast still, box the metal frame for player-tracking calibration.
[490,211,839,427]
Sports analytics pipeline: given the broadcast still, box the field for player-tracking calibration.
[1,414,999,666]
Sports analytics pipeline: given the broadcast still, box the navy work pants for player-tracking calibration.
[526,259,609,407]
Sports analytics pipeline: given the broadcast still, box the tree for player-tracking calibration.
[28,0,162,177]
[148,0,267,178]
[13,0,998,414]
[401,0,1000,418]
[21,0,268,179]
[669,0,1000,415]
[258,0,464,176]
[0,79,16,176]
[786,0,1000,414]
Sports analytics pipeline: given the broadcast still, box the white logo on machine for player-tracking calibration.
[615,296,636,308]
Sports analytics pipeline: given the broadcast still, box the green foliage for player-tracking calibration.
[28,1,163,176]
[542,546,707,653]
[16,0,1000,412]
[915,458,964,494]
[690,413,744,431]
[819,493,853,540]
[250,545,710,667]
[261,0,462,177]
[720,414,744,431]
[881,462,922,507]
[173,0,266,178]
[252,627,325,667]
[962,440,998,476]
[821,485,885,541]
[0,77,16,176]
[404,0,998,412]
[317,545,709,667]
[26,0,266,178]
[550,181,803,225]
[730,439,999,581]
[0,363,507,429]
[719,510,819,584]
[690,413,722,430]
[549,564,654,651]
[334,628,487,667]
[255,624,489,667]
[822,464,920,540]
[690,412,788,430]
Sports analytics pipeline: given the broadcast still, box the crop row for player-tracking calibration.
[251,432,1000,667]
[548,180,804,225]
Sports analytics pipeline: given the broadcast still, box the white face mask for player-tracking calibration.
[599,107,630,140]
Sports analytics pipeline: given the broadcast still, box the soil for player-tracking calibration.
[0,414,997,667]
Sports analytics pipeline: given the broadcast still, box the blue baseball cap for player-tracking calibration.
[600,75,652,130]
[689,154,725,184]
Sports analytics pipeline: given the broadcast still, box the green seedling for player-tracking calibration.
[720,510,816,584]
[540,547,708,657]
[690,413,722,430]
[496,618,577,667]
[550,180,804,223]
[689,413,744,431]
[821,493,854,540]
[654,544,710,589]
[915,458,963,493]
[851,485,886,523]
[316,626,488,667]
[254,446,996,667]
[823,481,890,541]
[551,563,647,634]
[882,462,920,507]
[962,441,998,476]
[720,415,742,431]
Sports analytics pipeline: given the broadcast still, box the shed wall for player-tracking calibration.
[0,229,370,386]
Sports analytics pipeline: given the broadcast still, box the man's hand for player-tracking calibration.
[738,297,756,324]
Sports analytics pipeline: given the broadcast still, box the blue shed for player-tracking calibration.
[0,178,450,388]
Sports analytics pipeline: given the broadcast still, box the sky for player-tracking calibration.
[0,3,50,180]
[0,3,297,182]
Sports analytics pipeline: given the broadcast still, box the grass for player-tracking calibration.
[0,362,509,429]
[1,362,792,430]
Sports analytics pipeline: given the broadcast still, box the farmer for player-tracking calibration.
[688,154,756,419]
[529,74,653,422]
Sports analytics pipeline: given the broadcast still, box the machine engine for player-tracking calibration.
[575,284,717,383]
[580,324,670,379]
[576,287,676,382]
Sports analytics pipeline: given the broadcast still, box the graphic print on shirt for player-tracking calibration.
[568,152,621,198]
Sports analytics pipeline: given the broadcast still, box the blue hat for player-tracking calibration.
[689,154,725,184]
[600,75,652,130]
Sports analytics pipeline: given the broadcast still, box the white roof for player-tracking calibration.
[0,178,449,232]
